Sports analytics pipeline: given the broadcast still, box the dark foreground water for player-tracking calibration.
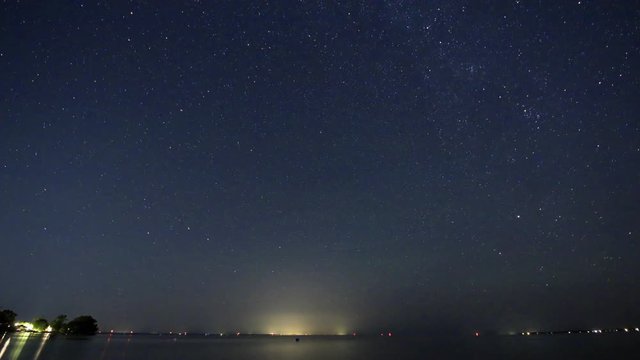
[1,333,639,359]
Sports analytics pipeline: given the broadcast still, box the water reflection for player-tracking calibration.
[0,333,50,360]
[8,332,30,360]
[0,332,639,360]
[33,333,50,360]
[98,334,111,360]
[0,337,10,358]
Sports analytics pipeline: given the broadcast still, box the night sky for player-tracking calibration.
[1,1,639,335]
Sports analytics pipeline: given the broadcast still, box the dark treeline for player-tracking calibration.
[1,308,98,336]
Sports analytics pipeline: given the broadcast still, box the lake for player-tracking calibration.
[1,332,638,359]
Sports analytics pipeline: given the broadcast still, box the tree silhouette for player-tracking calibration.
[50,314,67,334]
[0,309,17,332]
[66,315,98,335]
[33,318,49,332]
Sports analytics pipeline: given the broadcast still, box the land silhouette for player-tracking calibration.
[0,308,98,336]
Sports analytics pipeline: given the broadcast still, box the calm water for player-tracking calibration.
[1,333,638,359]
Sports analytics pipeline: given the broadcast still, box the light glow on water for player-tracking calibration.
[7,333,29,360]
[0,338,11,359]
[33,333,50,360]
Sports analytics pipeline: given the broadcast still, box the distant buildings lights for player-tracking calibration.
[517,327,639,336]
[14,322,34,332]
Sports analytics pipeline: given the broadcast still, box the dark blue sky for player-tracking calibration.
[1,1,639,335]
